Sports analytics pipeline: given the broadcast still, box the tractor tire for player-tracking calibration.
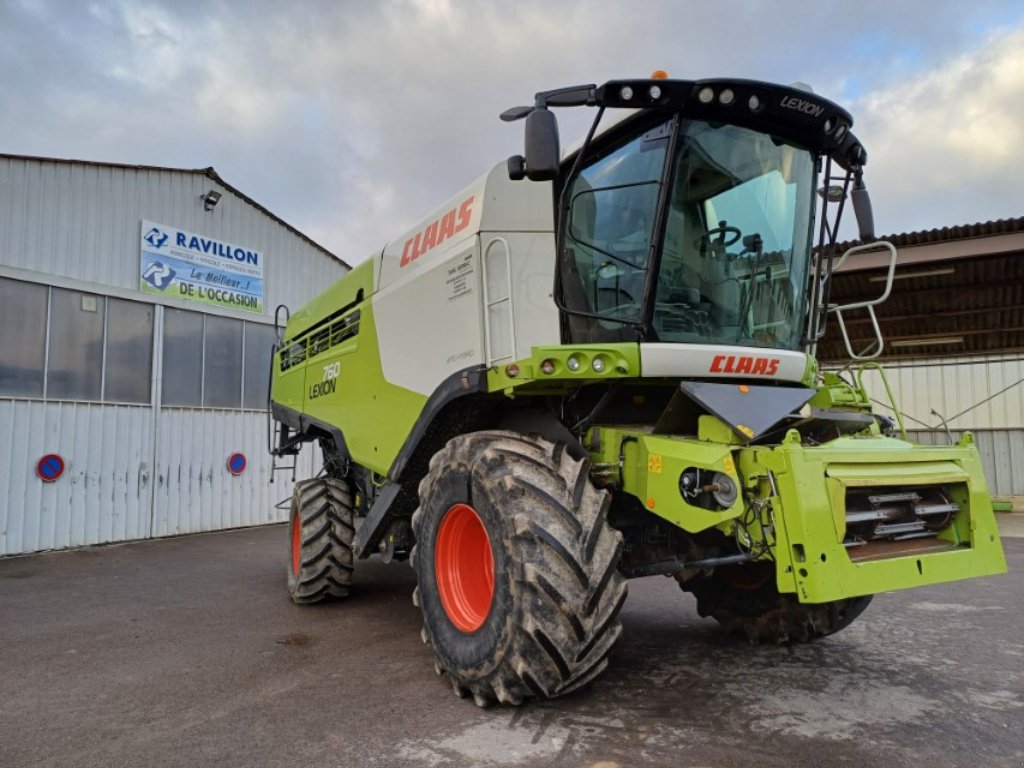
[411,430,627,707]
[683,564,872,643]
[287,476,355,604]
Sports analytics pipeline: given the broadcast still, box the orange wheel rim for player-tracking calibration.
[291,512,302,575]
[435,503,495,632]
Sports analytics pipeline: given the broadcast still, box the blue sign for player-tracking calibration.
[227,453,247,475]
[37,453,66,482]
[140,220,264,314]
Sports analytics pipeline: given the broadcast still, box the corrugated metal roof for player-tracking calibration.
[835,216,1024,252]
[0,153,351,270]
[820,220,1024,363]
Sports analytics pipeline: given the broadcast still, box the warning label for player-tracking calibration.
[446,253,474,301]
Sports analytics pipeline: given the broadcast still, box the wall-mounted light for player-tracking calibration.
[201,190,222,212]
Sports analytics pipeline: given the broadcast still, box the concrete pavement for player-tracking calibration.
[1,518,1021,768]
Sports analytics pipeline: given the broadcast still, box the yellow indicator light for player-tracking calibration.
[646,497,656,509]
[651,70,669,79]
[739,385,749,393]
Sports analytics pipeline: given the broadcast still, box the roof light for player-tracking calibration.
[649,84,662,100]
[719,88,735,105]
[504,363,520,378]
[592,357,606,373]
[566,355,581,372]
[698,87,715,104]
[620,85,634,101]
[748,94,761,111]
[539,359,556,375]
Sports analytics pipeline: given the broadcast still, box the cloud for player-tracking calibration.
[1,1,1022,262]
[852,25,1024,235]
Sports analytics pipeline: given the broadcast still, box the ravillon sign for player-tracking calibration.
[139,220,265,313]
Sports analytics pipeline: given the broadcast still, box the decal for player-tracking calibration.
[446,348,476,365]
[400,196,474,267]
[779,96,825,118]
[309,361,340,400]
[709,355,780,376]
[445,252,474,300]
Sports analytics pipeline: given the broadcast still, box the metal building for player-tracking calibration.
[822,217,1024,497]
[0,154,348,556]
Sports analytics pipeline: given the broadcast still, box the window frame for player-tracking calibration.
[0,276,277,411]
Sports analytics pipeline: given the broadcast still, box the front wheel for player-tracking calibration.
[287,477,355,604]
[682,563,872,643]
[411,431,627,706]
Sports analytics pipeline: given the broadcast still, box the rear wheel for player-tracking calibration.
[287,477,355,604]
[683,563,872,643]
[411,430,627,706]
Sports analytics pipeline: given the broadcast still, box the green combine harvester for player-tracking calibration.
[269,74,1006,707]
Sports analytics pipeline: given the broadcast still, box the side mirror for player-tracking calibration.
[851,177,875,241]
[524,108,560,181]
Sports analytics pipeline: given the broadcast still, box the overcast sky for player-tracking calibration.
[2,0,1022,263]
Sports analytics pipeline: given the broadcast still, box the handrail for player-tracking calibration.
[857,361,907,440]
[828,241,897,361]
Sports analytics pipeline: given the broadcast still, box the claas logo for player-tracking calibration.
[710,355,780,376]
[400,197,474,267]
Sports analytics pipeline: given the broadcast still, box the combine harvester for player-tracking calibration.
[269,73,1006,706]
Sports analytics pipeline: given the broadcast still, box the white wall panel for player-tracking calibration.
[0,401,152,556]
[0,399,321,556]
[855,354,1024,430]
[909,429,1024,496]
[151,408,318,538]
[0,155,341,557]
[0,157,347,323]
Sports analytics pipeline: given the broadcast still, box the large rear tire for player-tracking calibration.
[683,564,872,643]
[287,477,355,604]
[411,431,627,706]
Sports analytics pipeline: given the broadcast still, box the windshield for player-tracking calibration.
[562,118,816,350]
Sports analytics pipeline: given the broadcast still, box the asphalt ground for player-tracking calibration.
[1,518,1022,768]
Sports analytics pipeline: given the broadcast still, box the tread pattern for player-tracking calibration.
[288,477,355,604]
[683,573,872,643]
[411,430,627,706]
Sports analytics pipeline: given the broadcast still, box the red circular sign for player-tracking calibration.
[227,453,247,475]
[37,454,66,482]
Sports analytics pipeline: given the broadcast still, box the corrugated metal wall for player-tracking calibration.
[857,354,1024,430]
[851,354,1024,495]
[0,399,321,556]
[0,401,153,554]
[0,155,344,316]
[152,409,317,538]
[0,156,343,556]
[909,429,1024,496]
